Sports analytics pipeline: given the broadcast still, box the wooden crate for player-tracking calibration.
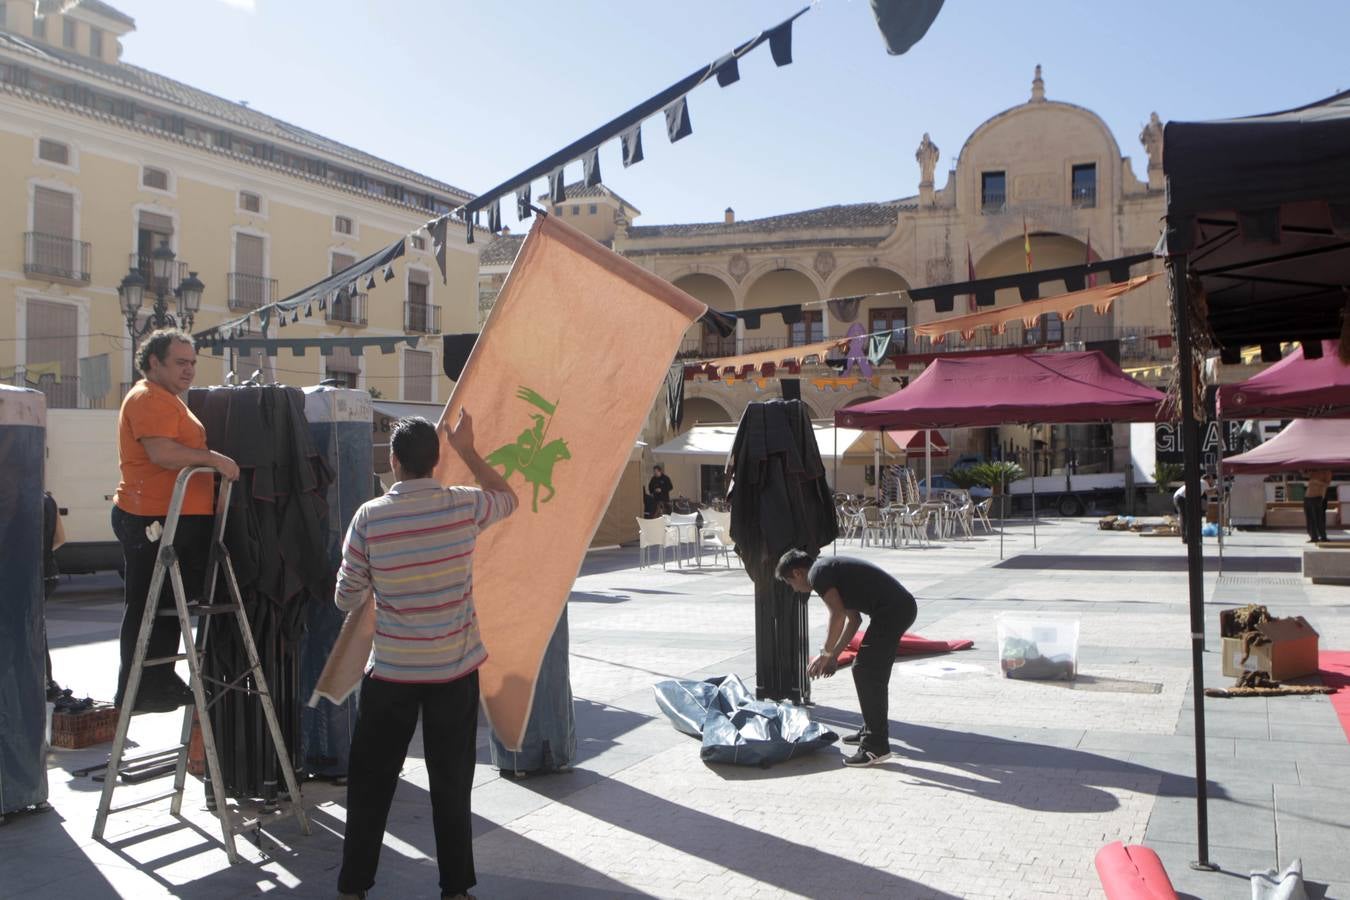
[51,705,118,749]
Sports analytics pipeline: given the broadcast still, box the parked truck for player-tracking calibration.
[1007,471,1133,517]
[47,408,122,574]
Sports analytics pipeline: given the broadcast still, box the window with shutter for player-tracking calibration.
[404,349,432,402]
[142,167,169,191]
[89,26,103,57]
[25,299,78,408]
[239,191,261,213]
[235,234,264,275]
[408,269,429,306]
[334,215,353,235]
[38,138,69,165]
[61,17,75,49]
[34,186,74,238]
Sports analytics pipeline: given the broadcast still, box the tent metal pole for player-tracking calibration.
[1216,418,1225,574]
[874,432,882,504]
[924,429,933,502]
[833,426,839,556]
[1031,427,1039,549]
[999,464,1005,560]
[1172,252,1216,872]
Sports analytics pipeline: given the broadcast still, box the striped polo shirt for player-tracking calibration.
[335,479,516,683]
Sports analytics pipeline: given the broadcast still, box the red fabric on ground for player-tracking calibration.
[1320,651,1350,743]
[1094,841,1179,900]
[835,631,974,667]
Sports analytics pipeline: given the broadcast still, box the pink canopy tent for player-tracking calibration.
[836,351,1163,552]
[1222,418,1350,473]
[1217,341,1350,420]
[836,350,1164,430]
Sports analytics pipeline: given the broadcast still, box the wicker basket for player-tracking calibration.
[51,705,119,749]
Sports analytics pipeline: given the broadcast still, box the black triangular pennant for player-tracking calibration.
[383,264,395,282]
[715,54,740,87]
[428,216,449,284]
[548,167,566,203]
[487,198,502,233]
[664,96,692,142]
[769,19,793,66]
[582,148,601,187]
[516,186,532,219]
[465,214,474,245]
[365,273,377,291]
[620,124,644,168]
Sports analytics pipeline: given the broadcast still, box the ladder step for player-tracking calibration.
[105,791,180,814]
[143,654,190,666]
[157,604,237,617]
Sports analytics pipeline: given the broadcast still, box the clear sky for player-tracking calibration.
[113,0,1350,231]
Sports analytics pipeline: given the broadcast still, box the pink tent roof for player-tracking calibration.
[1223,418,1350,473]
[835,350,1164,430]
[1217,341,1350,419]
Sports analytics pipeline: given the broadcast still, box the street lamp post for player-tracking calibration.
[119,241,204,356]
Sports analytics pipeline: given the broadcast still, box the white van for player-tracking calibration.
[47,408,122,574]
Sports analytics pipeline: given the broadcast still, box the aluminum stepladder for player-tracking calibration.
[92,466,310,863]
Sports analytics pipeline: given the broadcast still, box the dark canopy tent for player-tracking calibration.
[1163,91,1350,871]
[835,351,1163,430]
[1223,418,1350,474]
[1164,91,1350,359]
[1217,340,1350,419]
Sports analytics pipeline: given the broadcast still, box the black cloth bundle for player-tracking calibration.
[187,385,333,800]
[727,400,837,703]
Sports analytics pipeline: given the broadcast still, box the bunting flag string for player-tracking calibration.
[454,6,809,241]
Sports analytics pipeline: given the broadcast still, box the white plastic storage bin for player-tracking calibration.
[997,613,1079,680]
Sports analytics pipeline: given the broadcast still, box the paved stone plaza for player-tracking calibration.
[4,518,1348,899]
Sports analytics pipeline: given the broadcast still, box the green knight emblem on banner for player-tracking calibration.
[486,386,571,512]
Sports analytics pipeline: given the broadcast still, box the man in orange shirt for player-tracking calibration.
[113,329,238,712]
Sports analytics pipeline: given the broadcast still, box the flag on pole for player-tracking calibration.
[311,215,706,751]
[1023,215,1032,272]
[966,241,977,312]
[1085,230,1097,288]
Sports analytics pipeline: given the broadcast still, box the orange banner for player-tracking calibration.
[434,214,704,749]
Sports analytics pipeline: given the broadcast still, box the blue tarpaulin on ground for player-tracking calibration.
[653,673,837,766]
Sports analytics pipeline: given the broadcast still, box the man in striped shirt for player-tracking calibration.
[336,413,516,900]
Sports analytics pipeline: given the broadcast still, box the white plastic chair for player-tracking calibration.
[973,497,994,533]
[637,517,678,568]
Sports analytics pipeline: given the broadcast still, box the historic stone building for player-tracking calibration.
[479,69,1179,499]
[1,0,479,409]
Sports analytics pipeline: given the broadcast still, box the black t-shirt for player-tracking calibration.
[807,556,914,618]
[649,474,673,502]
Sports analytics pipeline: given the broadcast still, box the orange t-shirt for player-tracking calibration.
[113,380,215,517]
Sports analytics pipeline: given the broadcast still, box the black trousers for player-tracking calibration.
[111,506,213,705]
[1304,495,1329,542]
[852,602,917,754]
[339,671,480,896]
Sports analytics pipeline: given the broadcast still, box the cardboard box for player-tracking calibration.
[1219,612,1320,680]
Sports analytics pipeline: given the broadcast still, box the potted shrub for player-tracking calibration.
[968,461,1024,517]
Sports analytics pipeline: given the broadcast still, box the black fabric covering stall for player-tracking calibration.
[187,385,332,801]
[728,400,837,704]
[1163,90,1350,869]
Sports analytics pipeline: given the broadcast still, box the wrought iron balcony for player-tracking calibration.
[24,232,91,284]
[404,301,441,334]
[980,191,1006,213]
[326,291,368,326]
[227,272,278,310]
[1072,185,1097,208]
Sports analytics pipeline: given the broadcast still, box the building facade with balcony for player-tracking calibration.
[0,0,479,409]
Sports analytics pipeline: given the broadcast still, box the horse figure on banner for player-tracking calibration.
[486,438,571,512]
[486,386,571,512]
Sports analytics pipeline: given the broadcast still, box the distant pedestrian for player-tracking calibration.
[776,550,917,767]
[1303,469,1333,543]
[1173,473,1216,544]
[648,465,673,516]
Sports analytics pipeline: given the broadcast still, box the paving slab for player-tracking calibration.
[5,517,1347,898]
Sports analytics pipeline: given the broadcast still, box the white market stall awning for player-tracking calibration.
[652,423,943,463]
